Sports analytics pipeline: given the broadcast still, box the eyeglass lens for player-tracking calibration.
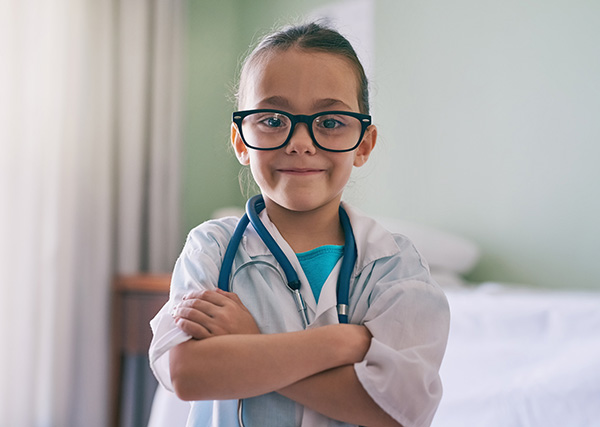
[241,112,363,151]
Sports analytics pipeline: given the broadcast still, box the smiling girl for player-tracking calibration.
[149,22,450,427]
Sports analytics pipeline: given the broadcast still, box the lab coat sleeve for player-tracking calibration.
[354,241,450,427]
[148,218,236,391]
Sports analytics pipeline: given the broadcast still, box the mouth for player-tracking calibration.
[277,168,325,176]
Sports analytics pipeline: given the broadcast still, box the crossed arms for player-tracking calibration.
[169,289,402,427]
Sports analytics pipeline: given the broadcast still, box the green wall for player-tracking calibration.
[183,0,600,290]
[182,0,325,239]
[366,0,600,289]
[182,0,244,238]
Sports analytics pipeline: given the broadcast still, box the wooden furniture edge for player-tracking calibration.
[113,274,172,293]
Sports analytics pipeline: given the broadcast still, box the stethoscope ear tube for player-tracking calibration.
[245,195,302,291]
[337,206,355,324]
[217,194,355,328]
[246,195,310,328]
[218,213,249,291]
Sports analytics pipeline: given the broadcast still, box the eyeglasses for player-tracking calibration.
[232,109,372,152]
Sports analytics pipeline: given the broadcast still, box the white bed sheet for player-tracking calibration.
[433,283,600,427]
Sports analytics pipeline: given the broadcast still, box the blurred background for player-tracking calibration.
[1,0,598,426]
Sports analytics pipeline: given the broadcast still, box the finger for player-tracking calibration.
[198,289,232,307]
[215,288,237,300]
[175,317,211,340]
[175,306,226,337]
[215,288,248,307]
[215,289,249,311]
[177,297,221,318]
[174,303,215,324]
[182,290,206,300]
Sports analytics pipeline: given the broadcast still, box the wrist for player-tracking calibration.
[350,325,372,362]
[321,324,371,366]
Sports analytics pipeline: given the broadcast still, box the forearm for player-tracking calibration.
[170,324,370,401]
[279,365,402,427]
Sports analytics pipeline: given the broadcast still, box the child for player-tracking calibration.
[149,22,450,427]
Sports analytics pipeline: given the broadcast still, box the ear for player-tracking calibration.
[231,123,250,165]
[353,125,377,167]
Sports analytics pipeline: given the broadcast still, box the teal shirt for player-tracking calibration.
[296,245,344,302]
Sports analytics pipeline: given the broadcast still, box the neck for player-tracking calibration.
[263,199,345,253]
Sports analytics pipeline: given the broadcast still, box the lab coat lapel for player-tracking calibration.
[311,261,341,326]
[262,214,341,326]
[253,210,319,319]
[242,212,270,257]
[341,202,400,274]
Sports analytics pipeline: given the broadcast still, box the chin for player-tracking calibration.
[277,195,342,214]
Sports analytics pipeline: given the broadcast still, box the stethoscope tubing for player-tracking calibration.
[218,194,354,326]
[246,195,303,292]
[217,213,249,292]
[336,206,355,324]
[219,194,356,426]
[246,196,310,327]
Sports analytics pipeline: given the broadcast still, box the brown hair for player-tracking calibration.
[236,22,370,114]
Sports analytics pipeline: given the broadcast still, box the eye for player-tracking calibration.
[257,113,286,128]
[315,114,347,131]
[321,118,340,129]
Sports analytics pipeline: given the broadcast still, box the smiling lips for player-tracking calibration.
[277,168,325,175]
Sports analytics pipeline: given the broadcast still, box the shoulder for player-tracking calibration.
[343,204,446,305]
[169,216,242,295]
[343,203,431,277]
[183,216,240,254]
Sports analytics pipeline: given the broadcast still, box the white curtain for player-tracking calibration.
[0,0,185,425]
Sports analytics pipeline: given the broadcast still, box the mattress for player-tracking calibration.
[433,283,600,427]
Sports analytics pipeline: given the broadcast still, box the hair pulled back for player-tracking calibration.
[236,22,370,114]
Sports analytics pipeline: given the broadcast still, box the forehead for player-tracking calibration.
[241,48,361,112]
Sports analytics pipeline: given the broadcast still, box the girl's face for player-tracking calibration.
[232,48,376,215]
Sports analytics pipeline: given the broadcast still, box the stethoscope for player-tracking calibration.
[217,194,357,327]
[217,194,356,425]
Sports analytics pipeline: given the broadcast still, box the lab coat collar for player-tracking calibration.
[241,209,320,318]
[240,202,401,300]
[238,203,403,325]
[241,209,278,257]
[340,202,401,274]
[241,203,401,272]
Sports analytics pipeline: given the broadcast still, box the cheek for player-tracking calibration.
[337,156,356,178]
[248,159,262,182]
[247,153,273,185]
[339,167,353,186]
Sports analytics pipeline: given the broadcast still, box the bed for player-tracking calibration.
[379,217,600,426]
[147,216,600,426]
[433,283,600,426]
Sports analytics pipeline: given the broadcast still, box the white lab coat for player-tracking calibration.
[149,203,450,427]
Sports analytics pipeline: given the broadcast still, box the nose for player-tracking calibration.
[285,122,317,154]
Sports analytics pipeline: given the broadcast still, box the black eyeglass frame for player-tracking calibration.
[232,109,372,152]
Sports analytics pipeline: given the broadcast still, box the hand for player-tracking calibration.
[172,289,260,340]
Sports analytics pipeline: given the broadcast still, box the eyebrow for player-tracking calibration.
[312,98,353,111]
[256,96,353,111]
[257,96,291,109]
